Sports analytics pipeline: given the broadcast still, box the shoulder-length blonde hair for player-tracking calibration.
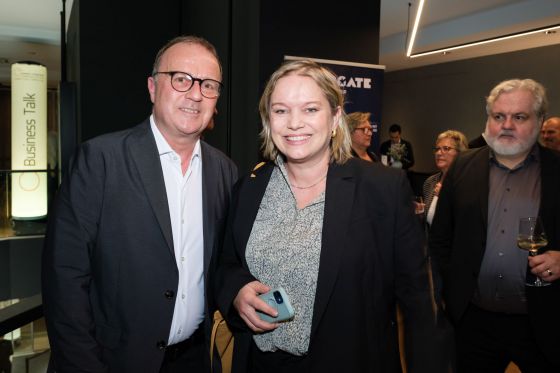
[258,59,352,164]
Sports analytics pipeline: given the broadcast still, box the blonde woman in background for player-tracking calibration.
[347,111,379,162]
[423,130,468,225]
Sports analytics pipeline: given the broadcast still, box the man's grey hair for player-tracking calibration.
[486,79,548,119]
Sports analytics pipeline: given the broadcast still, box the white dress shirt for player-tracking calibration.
[426,195,438,226]
[150,116,204,345]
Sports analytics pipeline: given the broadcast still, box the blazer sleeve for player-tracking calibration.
[428,164,457,279]
[215,178,258,331]
[392,171,454,372]
[42,142,108,373]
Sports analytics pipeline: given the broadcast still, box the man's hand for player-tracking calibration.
[528,250,560,282]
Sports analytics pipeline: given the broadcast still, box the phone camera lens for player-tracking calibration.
[273,291,284,304]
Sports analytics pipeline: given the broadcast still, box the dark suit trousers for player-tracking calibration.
[456,304,554,373]
[159,328,205,373]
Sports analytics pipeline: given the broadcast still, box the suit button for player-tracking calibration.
[164,290,175,299]
[157,340,167,350]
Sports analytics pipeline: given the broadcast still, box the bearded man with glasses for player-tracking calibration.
[43,36,237,373]
[429,79,560,372]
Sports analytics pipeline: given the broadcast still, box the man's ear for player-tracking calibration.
[148,76,156,103]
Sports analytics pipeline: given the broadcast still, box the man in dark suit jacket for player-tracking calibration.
[379,123,415,169]
[42,36,237,372]
[430,79,560,372]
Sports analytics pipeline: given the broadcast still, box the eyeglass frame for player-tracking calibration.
[354,126,374,135]
[153,71,223,99]
[432,145,457,154]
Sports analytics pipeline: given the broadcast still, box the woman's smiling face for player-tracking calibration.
[269,74,339,165]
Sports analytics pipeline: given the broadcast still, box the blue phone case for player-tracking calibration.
[257,287,295,323]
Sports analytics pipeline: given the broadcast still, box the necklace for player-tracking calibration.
[289,172,328,190]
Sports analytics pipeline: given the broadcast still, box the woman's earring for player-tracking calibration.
[331,128,337,138]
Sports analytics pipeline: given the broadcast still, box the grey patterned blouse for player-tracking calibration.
[245,159,325,356]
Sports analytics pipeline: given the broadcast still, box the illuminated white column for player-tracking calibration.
[11,62,48,220]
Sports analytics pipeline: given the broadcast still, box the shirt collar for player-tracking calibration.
[274,156,289,186]
[273,156,326,206]
[489,143,540,171]
[150,115,201,159]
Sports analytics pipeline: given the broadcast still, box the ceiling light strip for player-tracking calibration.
[410,24,560,58]
[406,0,426,57]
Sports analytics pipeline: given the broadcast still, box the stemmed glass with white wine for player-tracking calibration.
[517,217,550,287]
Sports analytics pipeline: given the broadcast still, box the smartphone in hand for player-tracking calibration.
[256,287,295,323]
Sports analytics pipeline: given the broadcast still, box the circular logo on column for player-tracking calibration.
[18,172,41,191]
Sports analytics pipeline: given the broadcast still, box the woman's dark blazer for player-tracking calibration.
[216,158,453,373]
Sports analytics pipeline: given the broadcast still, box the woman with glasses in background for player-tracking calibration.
[423,130,468,226]
[347,112,379,162]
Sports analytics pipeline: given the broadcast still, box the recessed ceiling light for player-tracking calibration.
[410,24,560,58]
[406,0,426,57]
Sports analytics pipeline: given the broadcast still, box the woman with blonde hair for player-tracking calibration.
[423,130,468,225]
[347,111,379,162]
[216,59,452,372]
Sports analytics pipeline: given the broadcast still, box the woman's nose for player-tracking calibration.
[287,114,304,129]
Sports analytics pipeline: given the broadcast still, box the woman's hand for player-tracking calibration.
[233,281,279,333]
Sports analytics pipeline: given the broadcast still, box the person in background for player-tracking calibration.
[429,78,560,372]
[422,130,468,226]
[216,59,453,373]
[379,123,415,169]
[347,111,378,162]
[42,35,237,373]
[540,116,560,151]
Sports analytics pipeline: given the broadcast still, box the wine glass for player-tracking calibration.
[517,217,550,287]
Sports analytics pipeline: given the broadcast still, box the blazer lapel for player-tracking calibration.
[201,142,219,274]
[236,163,274,256]
[311,162,355,336]
[477,148,490,230]
[128,121,174,255]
